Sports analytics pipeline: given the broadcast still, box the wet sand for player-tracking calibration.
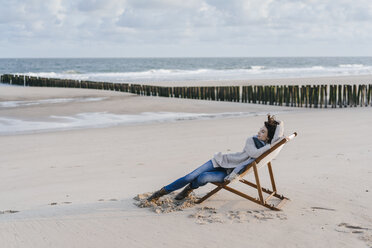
[0,80,371,248]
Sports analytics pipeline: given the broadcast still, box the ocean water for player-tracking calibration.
[0,110,290,135]
[0,97,107,108]
[1,57,372,83]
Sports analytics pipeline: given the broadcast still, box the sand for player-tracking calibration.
[0,85,295,119]
[0,80,372,248]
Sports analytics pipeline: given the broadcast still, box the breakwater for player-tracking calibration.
[1,74,371,108]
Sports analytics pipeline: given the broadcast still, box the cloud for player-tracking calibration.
[0,0,372,56]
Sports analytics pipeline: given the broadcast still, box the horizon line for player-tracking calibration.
[1,55,372,59]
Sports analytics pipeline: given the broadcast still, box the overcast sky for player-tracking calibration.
[1,0,372,57]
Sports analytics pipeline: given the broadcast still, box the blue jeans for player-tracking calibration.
[164,160,228,192]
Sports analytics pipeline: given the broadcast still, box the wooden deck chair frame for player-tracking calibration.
[196,132,298,211]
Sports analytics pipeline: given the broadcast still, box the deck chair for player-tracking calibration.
[196,132,298,211]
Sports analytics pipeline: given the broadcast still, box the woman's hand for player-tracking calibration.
[224,171,239,183]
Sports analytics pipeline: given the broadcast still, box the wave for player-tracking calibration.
[339,64,364,68]
[14,65,372,82]
[0,111,287,135]
[62,70,82,74]
[0,97,107,108]
[250,65,265,70]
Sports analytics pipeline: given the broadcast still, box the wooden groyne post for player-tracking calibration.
[1,74,372,108]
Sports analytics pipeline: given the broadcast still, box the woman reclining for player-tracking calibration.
[147,114,284,202]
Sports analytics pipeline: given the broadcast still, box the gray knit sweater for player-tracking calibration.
[211,121,284,169]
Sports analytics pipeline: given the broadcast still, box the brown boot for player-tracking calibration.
[175,184,194,200]
[147,187,169,202]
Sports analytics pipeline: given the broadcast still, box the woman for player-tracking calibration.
[147,115,284,202]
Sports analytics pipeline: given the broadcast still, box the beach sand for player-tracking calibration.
[0,81,371,248]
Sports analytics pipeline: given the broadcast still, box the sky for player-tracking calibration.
[0,0,372,57]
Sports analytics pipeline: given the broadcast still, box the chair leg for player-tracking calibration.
[219,184,284,211]
[195,184,224,204]
[239,179,287,200]
[195,162,290,210]
[253,163,264,204]
[267,162,277,192]
[196,181,289,210]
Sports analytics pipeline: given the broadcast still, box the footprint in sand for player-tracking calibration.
[134,192,198,214]
[359,234,372,248]
[336,222,372,247]
[0,210,19,214]
[252,211,275,221]
[310,206,336,211]
[49,202,72,206]
[189,207,224,224]
[226,210,250,223]
[133,192,288,224]
[245,210,288,221]
[336,223,369,233]
[97,199,118,202]
[335,222,372,247]
[189,208,287,225]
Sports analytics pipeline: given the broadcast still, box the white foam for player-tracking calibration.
[339,64,364,68]
[16,64,372,82]
[0,111,286,135]
[62,70,82,74]
[0,97,107,108]
[311,66,325,70]
[250,65,265,70]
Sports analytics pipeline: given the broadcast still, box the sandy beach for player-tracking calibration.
[1,80,372,248]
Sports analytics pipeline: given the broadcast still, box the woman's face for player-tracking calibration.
[257,126,268,142]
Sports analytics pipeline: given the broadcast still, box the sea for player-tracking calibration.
[1,57,372,83]
[1,57,371,135]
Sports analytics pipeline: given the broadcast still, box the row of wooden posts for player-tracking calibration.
[1,74,372,108]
